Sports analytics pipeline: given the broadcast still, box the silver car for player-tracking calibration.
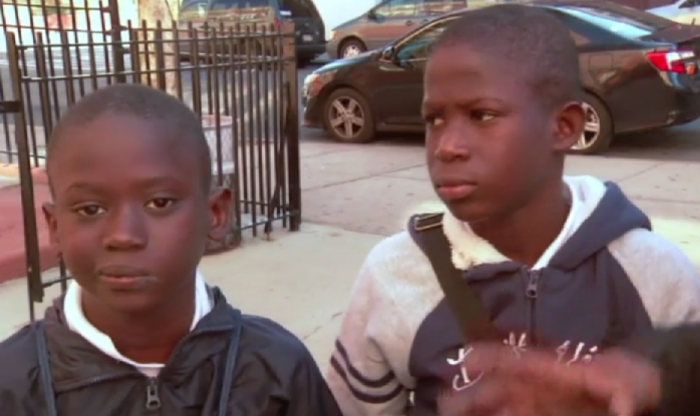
[326,0,467,60]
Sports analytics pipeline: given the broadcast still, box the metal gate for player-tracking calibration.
[0,0,301,319]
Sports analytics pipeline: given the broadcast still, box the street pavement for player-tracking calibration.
[1,65,699,366]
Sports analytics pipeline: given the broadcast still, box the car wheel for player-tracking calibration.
[570,93,613,155]
[339,39,367,59]
[323,88,375,143]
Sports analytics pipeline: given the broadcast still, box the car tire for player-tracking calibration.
[323,88,376,143]
[339,39,367,59]
[570,93,613,155]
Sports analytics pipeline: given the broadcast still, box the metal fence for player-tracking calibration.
[1,0,301,319]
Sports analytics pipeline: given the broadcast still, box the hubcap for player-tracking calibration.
[572,102,601,151]
[329,97,365,140]
[342,45,362,58]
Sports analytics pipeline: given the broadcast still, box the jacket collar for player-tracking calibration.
[43,287,238,391]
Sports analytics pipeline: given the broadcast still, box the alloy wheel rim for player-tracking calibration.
[343,45,362,58]
[572,102,601,151]
[329,97,365,139]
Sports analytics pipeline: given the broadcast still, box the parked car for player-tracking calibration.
[303,0,700,154]
[648,0,700,24]
[178,0,325,65]
[326,0,468,60]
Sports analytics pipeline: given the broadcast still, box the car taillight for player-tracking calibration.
[646,50,698,75]
[275,17,281,29]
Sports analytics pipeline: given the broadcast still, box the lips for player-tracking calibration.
[436,181,477,201]
[96,265,155,290]
[96,264,151,278]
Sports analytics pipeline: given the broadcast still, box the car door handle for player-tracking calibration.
[406,20,415,26]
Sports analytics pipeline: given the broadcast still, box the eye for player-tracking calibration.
[75,204,106,217]
[470,110,497,122]
[145,198,176,210]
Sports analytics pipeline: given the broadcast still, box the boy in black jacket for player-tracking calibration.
[0,84,342,416]
[439,325,700,416]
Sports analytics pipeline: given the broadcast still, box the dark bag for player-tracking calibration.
[410,213,500,342]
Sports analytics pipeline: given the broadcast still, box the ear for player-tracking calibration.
[552,101,585,152]
[207,187,233,241]
[42,202,60,246]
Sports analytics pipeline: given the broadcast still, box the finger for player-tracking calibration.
[609,391,636,416]
[438,379,516,416]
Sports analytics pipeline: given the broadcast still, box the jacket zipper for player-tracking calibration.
[525,270,540,346]
[145,377,162,411]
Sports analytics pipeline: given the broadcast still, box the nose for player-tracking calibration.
[433,123,471,162]
[102,204,148,251]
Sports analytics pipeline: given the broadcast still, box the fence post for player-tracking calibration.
[107,0,127,83]
[6,33,45,319]
[282,21,301,231]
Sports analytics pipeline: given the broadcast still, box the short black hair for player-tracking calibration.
[432,4,582,109]
[47,83,212,190]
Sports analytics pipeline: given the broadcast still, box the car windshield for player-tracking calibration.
[557,3,673,39]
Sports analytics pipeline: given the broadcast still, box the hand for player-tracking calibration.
[438,343,662,416]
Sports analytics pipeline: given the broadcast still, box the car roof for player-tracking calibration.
[442,0,616,16]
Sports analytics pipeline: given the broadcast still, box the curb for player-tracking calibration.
[0,168,55,284]
[0,243,60,285]
[0,164,48,183]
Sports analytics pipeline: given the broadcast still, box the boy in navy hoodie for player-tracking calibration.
[0,84,342,416]
[326,5,700,416]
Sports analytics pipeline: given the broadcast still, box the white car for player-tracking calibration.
[648,0,700,24]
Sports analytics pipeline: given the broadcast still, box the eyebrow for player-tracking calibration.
[63,176,186,193]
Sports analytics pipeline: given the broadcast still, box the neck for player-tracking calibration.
[81,289,195,364]
[469,179,571,267]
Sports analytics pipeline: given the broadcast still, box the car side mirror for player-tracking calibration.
[380,46,395,61]
[367,9,380,20]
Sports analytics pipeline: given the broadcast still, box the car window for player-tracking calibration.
[180,0,209,19]
[680,0,699,8]
[375,0,420,18]
[395,17,455,61]
[418,0,467,16]
[210,0,236,10]
[279,0,317,17]
[556,3,672,39]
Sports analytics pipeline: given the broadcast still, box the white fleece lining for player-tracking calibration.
[443,175,607,270]
[64,270,212,377]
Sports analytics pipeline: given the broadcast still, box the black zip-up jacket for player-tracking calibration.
[643,324,700,416]
[0,288,343,416]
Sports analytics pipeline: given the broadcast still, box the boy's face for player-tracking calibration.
[43,113,231,315]
[422,45,583,223]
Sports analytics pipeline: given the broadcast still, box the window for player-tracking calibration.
[419,0,467,16]
[395,18,453,61]
[557,3,672,39]
[210,0,236,10]
[280,0,317,17]
[180,0,209,19]
[375,0,420,18]
[680,0,699,8]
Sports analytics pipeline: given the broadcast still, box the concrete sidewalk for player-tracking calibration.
[0,222,383,366]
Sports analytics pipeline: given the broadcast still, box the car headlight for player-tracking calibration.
[329,30,336,40]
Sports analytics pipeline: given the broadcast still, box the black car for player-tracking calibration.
[179,0,325,65]
[302,0,700,154]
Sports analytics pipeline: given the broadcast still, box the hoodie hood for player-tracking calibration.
[442,175,651,272]
[550,179,651,270]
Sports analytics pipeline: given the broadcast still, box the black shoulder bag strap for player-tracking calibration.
[411,213,500,342]
[216,306,243,416]
[34,321,59,416]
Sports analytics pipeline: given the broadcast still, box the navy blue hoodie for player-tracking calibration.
[327,176,700,416]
